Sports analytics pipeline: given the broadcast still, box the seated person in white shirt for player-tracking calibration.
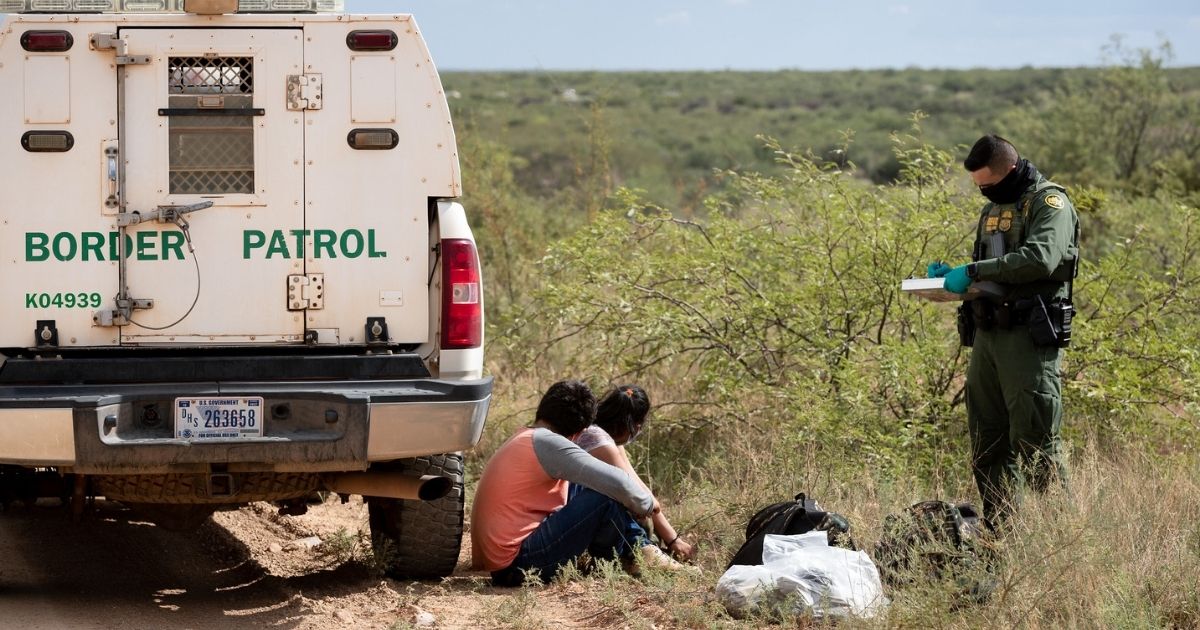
[574,385,696,562]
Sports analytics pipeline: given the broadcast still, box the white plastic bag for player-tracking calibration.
[717,531,887,620]
[715,564,795,617]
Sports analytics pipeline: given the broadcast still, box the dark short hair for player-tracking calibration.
[596,385,650,443]
[963,134,1018,172]
[535,379,596,436]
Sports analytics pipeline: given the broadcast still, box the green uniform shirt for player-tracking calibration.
[972,175,1079,300]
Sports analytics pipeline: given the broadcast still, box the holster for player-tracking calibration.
[956,303,976,347]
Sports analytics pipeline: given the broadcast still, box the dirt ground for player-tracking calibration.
[0,497,631,630]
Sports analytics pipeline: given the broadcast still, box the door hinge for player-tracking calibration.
[287,274,325,311]
[286,74,324,111]
[93,298,154,328]
[90,33,151,65]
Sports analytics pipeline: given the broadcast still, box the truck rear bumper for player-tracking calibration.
[0,377,491,473]
[0,408,75,466]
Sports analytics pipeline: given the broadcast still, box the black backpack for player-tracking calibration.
[873,500,996,603]
[727,493,855,568]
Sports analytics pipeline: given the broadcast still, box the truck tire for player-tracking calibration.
[366,453,464,580]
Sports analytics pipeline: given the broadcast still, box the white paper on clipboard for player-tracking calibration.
[901,277,1006,302]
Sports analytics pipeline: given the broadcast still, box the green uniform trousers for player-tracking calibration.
[966,325,1067,525]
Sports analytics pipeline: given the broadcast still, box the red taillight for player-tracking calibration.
[21,31,73,53]
[346,30,398,52]
[441,239,482,349]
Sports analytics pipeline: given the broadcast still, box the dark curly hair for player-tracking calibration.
[595,385,650,444]
[535,379,596,436]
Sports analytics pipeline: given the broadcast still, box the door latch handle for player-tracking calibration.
[105,146,119,209]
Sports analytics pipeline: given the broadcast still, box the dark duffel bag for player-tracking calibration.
[727,492,855,568]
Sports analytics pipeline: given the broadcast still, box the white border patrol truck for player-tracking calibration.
[0,0,489,579]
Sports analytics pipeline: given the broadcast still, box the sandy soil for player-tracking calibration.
[0,497,628,630]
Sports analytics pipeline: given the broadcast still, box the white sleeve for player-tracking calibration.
[574,425,616,452]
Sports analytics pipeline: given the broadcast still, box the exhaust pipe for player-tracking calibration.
[322,472,451,501]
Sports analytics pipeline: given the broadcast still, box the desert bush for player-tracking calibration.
[505,120,1199,477]
[1066,195,1200,448]
[1004,38,1200,197]
[455,46,1200,629]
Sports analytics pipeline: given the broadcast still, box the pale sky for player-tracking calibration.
[345,0,1200,71]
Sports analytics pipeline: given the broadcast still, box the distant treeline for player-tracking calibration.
[444,61,1200,211]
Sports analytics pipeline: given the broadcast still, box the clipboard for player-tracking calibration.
[901,277,1006,303]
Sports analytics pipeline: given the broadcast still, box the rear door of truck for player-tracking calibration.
[118,20,445,349]
[300,19,453,348]
[119,27,305,344]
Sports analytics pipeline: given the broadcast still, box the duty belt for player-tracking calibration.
[972,299,1039,330]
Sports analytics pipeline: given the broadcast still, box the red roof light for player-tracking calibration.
[21,31,74,53]
[346,30,398,52]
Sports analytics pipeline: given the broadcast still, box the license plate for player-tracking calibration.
[175,397,265,440]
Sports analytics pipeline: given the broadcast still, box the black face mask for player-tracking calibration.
[979,159,1031,205]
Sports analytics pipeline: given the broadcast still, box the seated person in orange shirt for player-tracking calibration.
[471,380,681,585]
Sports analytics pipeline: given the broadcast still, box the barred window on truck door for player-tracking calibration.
[167,56,255,195]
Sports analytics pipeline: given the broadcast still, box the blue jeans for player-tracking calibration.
[491,485,648,586]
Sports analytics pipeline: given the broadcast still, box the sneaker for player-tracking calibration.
[640,544,702,576]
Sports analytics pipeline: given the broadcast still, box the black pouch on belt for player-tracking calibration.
[970,300,993,331]
[1027,296,1059,347]
[994,303,1012,329]
[956,303,976,347]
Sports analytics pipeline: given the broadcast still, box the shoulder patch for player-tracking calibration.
[1045,194,1065,210]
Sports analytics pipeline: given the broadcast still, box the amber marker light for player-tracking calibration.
[21,131,75,153]
[347,128,399,151]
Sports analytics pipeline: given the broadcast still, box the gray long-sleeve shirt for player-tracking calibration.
[531,427,655,516]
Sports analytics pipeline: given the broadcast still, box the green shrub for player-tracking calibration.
[514,122,1198,474]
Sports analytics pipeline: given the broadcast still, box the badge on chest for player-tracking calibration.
[998,209,1014,232]
[985,208,1015,234]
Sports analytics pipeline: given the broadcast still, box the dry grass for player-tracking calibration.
[468,384,1200,628]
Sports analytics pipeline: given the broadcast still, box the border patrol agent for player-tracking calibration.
[928,135,1079,527]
